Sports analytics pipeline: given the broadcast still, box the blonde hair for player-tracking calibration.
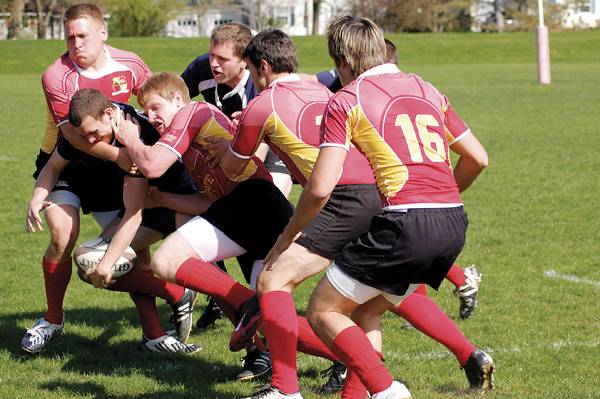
[211,23,253,59]
[137,72,191,108]
[326,16,386,78]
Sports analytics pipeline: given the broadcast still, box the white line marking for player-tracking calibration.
[0,156,17,161]
[387,340,600,362]
[544,269,600,290]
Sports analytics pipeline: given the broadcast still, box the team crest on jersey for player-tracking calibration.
[112,76,129,96]
[163,133,177,143]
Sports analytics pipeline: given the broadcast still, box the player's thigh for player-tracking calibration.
[257,242,330,293]
[44,200,80,252]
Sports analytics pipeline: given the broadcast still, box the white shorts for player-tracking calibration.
[177,215,246,262]
[326,262,419,306]
[91,210,120,231]
[45,190,81,209]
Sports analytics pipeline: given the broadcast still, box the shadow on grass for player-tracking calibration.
[0,308,241,399]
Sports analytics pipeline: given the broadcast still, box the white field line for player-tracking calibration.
[387,340,600,361]
[544,269,600,290]
[0,156,17,161]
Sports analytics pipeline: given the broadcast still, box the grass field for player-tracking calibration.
[1,30,599,398]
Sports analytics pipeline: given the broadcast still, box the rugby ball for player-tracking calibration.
[73,237,136,278]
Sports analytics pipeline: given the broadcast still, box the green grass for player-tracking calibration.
[1,30,600,398]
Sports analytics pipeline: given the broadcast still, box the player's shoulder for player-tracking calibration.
[42,53,76,89]
[107,45,149,69]
[185,53,213,79]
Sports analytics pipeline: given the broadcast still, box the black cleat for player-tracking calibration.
[196,296,223,331]
[318,361,347,394]
[236,345,272,381]
[230,295,262,352]
[454,266,482,319]
[170,288,197,343]
[462,349,495,391]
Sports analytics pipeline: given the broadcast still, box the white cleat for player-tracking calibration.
[370,381,412,399]
[21,317,64,354]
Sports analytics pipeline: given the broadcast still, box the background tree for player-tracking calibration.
[104,0,185,37]
[7,0,25,39]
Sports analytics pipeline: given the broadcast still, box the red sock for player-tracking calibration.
[175,258,254,311]
[42,257,72,324]
[109,268,184,304]
[129,293,165,339]
[331,326,392,394]
[414,284,428,296]
[445,264,466,288]
[259,291,299,394]
[342,368,368,399]
[394,293,476,366]
[297,316,338,362]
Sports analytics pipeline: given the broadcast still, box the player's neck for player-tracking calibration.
[83,46,108,73]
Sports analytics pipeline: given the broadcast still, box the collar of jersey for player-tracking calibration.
[269,73,301,87]
[220,69,250,101]
[358,63,399,79]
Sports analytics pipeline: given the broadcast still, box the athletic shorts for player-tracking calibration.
[201,179,294,260]
[264,149,291,176]
[116,207,177,237]
[336,206,468,296]
[33,150,124,214]
[295,184,381,260]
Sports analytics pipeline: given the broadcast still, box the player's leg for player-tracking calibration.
[306,270,412,399]
[22,190,80,354]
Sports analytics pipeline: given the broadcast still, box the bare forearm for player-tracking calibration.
[453,157,486,193]
[157,191,213,215]
[97,210,142,271]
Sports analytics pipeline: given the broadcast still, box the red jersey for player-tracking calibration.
[321,64,469,208]
[41,45,150,154]
[229,74,374,186]
[156,101,271,201]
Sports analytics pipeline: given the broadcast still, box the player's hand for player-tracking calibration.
[113,113,140,146]
[230,111,242,132]
[86,265,115,289]
[204,137,230,168]
[145,186,162,208]
[25,200,52,233]
[263,231,302,271]
[115,147,137,174]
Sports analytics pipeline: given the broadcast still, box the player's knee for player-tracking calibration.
[305,305,323,332]
[150,250,172,280]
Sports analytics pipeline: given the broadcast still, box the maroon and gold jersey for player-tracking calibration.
[156,102,271,201]
[229,75,375,186]
[321,64,469,208]
[41,45,150,154]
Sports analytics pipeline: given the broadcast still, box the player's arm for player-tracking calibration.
[114,113,178,179]
[25,150,70,233]
[264,146,346,269]
[450,132,488,193]
[219,111,265,179]
[148,188,213,216]
[87,176,146,288]
[61,122,134,173]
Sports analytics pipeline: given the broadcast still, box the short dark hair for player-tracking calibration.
[69,88,112,127]
[243,29,298,74]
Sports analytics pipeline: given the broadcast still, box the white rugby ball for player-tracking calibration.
[73,237,136,278]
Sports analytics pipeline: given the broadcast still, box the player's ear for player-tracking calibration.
[104,107,113,118]
[260,59,269,75]
[173,91,183,106]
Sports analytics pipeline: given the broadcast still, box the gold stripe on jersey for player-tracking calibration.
[41,109,59,154]
[348,105,408,198]
[194,117,258,182]
[265,113,319,182]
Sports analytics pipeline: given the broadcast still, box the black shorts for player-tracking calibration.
[34,149,124,214]
[116,207,177,237]
[264,149,291,175]
[202,179,294,260]
[337,207,468,296]
[296,184,381,260]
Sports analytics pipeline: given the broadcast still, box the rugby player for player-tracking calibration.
[291,16,493,397]
[25,88,201,354]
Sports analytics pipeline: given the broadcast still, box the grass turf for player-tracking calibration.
[0,30,599,398]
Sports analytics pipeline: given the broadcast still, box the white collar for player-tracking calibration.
[269,73,301,87]
[357,63,400,79]
[215,69,250,108]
